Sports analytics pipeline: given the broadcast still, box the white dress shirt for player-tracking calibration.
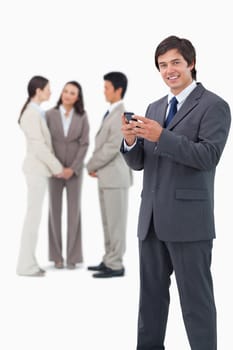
[166,80,197,117]
[59,105,74,137]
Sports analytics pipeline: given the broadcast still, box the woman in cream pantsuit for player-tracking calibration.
[46,81,89,270]
[17,76,63,277]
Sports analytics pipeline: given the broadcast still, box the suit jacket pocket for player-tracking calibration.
[175,189,208,201]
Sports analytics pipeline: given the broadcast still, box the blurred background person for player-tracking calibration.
[46,81,89,270]
[86,72,132,278]
[17,75,63,277]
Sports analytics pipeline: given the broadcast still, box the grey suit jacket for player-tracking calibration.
[122,83,231,241]
[20,104,63,177]
[46,108,89,176]
[87,102,132,188]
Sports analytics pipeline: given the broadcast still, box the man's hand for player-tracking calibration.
[121,114,163,144]
[127,116,163,142]
[121,115,137,146]
[88,171,97,178]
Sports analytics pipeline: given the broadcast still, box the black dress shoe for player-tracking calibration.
[87,262,106,271]
[92,267,125,278]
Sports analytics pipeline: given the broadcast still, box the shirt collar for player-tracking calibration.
[168,81,197,104]
[29,101,45,119]
[59,105,74,118]
[108,100,123,113]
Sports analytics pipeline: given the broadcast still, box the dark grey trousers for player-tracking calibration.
[136,222,217,350]
[48,174,83,264]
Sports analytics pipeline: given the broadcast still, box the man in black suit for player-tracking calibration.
[121,36,231,349]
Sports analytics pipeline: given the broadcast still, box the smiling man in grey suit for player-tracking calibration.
[121,36,231,349]
[87,71,132,278]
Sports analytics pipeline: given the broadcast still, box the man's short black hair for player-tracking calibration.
[103,71,128,98]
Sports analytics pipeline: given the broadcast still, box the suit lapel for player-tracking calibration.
[96,112,110,135]
[53,109,66,139]
[167,99,197,129]
[66,113,78,139]
[105,104,123,123]
[167,83,204,129]
[155,99,167,126]
[96,103,124,135]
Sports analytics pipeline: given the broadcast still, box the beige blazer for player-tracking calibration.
[20,104,63,177]
[86,102,132,188]
[46,108,89,175]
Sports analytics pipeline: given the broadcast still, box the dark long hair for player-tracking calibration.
[18,75,49,124]
[55,81,85,115]
[154,35,197,80]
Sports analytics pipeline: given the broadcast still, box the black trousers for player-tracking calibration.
[136,222,217,350]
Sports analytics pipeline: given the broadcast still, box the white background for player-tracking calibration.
[0,0,232,349]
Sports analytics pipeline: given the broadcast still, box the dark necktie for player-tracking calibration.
[102,110,109,121]
[164,97,178,127]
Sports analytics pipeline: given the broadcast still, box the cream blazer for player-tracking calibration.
[86,102,132,188]
[20,104,63,177]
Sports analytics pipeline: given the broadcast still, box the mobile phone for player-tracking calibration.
[124,112,137,123]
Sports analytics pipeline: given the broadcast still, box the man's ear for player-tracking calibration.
[189,60,195,71]
[117,86,123,98]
